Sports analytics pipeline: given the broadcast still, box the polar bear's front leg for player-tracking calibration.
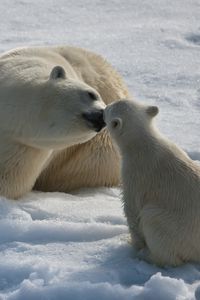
[0,139,51,199]
[124,203,145,250]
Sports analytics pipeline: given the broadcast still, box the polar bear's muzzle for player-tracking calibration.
[82,109,106,132]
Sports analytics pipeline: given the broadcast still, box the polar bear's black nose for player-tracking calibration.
[82,109,106,132]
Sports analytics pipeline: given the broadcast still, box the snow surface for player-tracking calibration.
[0,0,200,299]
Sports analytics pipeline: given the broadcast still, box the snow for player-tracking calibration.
[0,0,200,299]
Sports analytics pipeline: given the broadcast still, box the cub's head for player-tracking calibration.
[0,64,106,149]
[104,100,159,148]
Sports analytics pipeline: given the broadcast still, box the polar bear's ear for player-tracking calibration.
[50,66,66,80]
[146,106,159,118]
[111,118,122,130]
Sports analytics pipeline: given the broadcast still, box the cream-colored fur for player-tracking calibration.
[33,46,129,192]
[104,100,200,266]
[0,46,129,198]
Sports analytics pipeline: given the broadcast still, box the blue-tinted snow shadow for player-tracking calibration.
[68,237,200,288]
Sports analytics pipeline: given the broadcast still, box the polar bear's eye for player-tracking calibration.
[87,91,98,101]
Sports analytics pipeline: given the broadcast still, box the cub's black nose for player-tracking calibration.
[82,109,106,132]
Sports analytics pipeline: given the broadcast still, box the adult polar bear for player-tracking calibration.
[0,46,129,198]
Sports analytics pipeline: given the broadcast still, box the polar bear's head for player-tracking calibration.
[0,65,106,150]
[104,100,159,148]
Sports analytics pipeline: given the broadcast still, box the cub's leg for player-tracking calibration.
[139,206,184,266]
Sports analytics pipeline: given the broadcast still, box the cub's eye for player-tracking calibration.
[88,91,98,101]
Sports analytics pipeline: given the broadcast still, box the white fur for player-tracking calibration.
[0,48,105,199]
[104,100,200,266]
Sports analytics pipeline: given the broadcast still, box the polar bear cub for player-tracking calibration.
[104,99,200,266]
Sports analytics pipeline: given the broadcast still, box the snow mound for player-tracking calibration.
[0,189,199,300]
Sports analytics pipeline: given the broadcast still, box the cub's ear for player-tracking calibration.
[110,118,122,130]
[50,66,66,80]
[146,105,159,117]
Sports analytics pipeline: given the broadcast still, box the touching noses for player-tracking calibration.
[82,109,106,132]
